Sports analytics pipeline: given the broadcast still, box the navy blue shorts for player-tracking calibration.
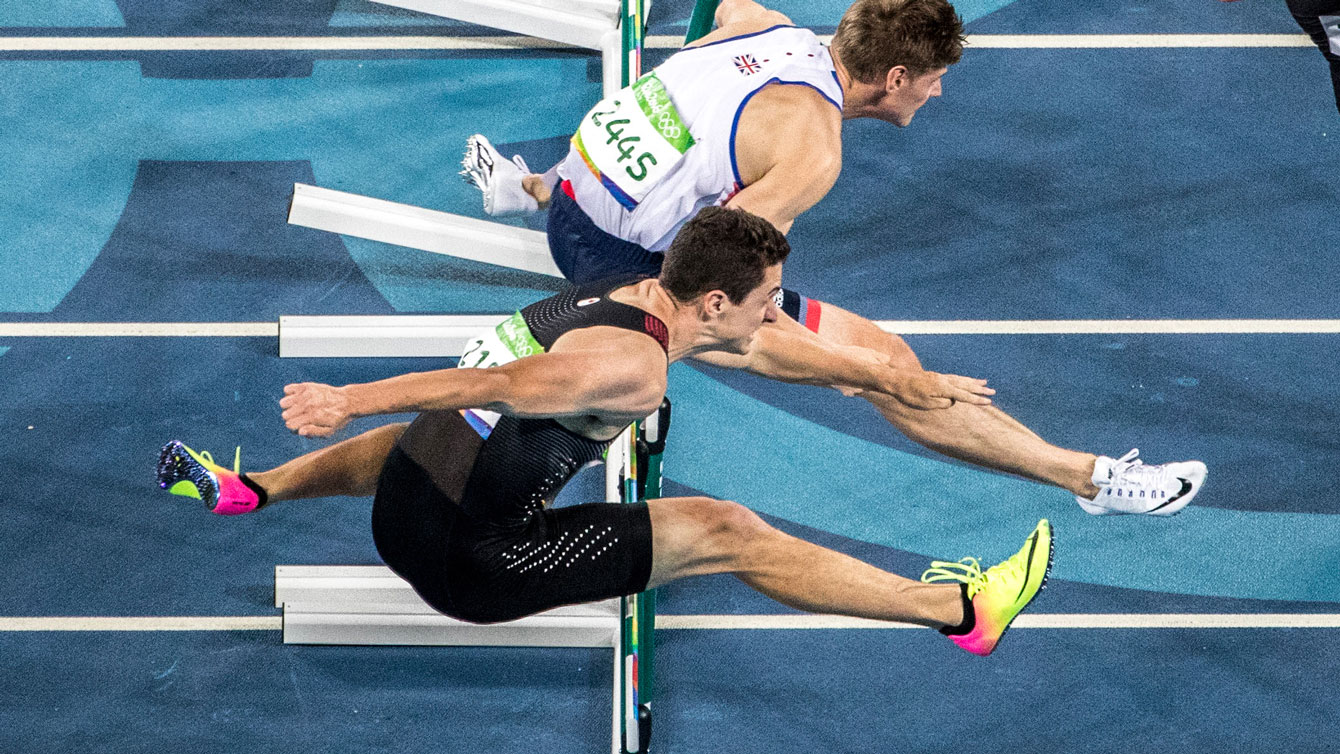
[547,181,823,331]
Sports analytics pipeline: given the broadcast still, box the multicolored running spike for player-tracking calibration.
[156,441,261,516]
[921,519,1053,657]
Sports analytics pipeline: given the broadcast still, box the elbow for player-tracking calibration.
[626,383,667,420]
[715,0,744,26]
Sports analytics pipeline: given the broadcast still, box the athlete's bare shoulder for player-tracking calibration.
[684,0,793,48]
[734,82,842,186]
[547,326,668,427]
[549,325,668,379]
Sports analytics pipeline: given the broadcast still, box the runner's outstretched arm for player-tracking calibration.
[280,333,666,437]
[695,319,994,409]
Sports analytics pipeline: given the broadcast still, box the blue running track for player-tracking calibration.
[1,0,1337,751]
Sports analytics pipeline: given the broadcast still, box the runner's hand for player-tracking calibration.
[887,369,995,410]
[281,382,354,437]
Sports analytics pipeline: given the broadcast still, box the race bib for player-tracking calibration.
[456,312,544,438]
[572,72,695,210]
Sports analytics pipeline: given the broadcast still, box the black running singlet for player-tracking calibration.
[370,276,666,623]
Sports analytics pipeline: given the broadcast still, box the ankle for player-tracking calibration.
[239,472,273,508]
[522,175,551,204]
[1070,454,1101,498]
[939,584,976,636]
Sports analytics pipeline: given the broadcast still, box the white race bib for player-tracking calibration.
[456,312,544,437]
[572,72,696,210]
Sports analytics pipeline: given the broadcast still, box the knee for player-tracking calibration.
[693,497,773,549]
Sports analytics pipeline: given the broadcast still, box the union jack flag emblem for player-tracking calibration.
[734,54,761,75]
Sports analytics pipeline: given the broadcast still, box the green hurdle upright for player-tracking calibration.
[615,1,720,749]
[617,398,670,754]
[685,0,722,44]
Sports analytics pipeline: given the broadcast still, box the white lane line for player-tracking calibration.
[0,322,277,337]
[0,616,281,631]
[961,33,1313,48]
[0,35,578,52]
[3,614,1338,632]
[657,613,1340,630]
[4,320,1339,338]
[0,34,1312,53]
[876,319,1340,335]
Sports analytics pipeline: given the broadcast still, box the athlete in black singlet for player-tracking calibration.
[158,205,1054,660]
[372,275,669,623]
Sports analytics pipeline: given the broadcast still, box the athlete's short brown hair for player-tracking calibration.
[660,207,790,305]
[831,0,965,83]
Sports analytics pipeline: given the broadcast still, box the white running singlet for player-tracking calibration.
[557,25,845,252]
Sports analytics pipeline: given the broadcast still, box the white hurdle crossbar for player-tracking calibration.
[287,183,564,278]
[366,0,626,97]
[278,313,505,358]
[369,0,620,51]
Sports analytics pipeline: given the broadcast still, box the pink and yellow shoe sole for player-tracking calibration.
[156,441,259,516]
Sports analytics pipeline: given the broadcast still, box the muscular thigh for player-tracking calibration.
[445,500,655,623]
[646,496,772,588]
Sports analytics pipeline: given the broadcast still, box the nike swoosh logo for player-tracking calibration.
[1147,478,1194,513]
[1016,530,1040,601]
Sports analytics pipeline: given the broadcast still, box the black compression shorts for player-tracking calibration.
[371,411,654,624]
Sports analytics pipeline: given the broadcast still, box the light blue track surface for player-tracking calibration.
[1,0,1337,751]
[0,1,124,27]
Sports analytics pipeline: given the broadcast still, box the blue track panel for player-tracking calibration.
[0,335,461,616]
[693,331,1340,516]
[969,0,1302,33]
[652,628,1340,754]
[0,632,611,754]
[1,626,1334,753]
[0,4,1335,752]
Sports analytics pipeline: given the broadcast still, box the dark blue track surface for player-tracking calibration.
[2,0,1337,752]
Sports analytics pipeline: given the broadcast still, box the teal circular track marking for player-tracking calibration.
[665,365,1338,603]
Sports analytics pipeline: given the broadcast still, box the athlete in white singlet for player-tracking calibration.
[464,0,1209,516]
[562,25,844,251]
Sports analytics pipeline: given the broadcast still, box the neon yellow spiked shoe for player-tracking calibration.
[921,519,1053,657]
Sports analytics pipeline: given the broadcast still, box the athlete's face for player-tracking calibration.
[880,66,947,127]
[717,263,784,353]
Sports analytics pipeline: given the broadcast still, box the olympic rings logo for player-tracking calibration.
[657,111,681,139]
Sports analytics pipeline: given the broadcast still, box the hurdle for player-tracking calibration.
[364,0,627,96]
[286,0,720,277]
[274,394,670,754]
[283,0,626,272]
